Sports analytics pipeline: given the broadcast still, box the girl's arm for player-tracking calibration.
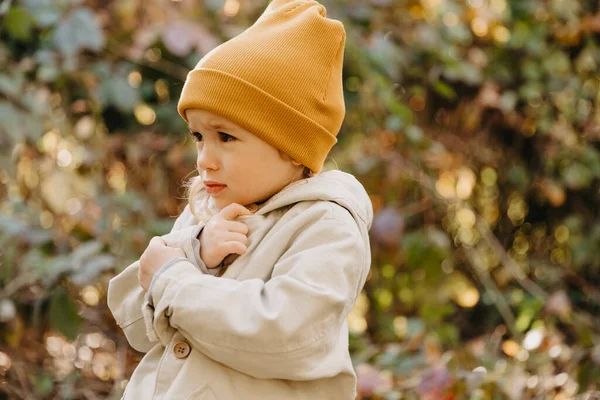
[144,204,369,380]
[107,205,206,352]
[107,258,156,353]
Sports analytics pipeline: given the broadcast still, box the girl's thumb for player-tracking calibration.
[150,236,167,246]
[220,203,253,220]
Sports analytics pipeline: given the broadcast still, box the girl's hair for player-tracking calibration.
[182,164,314,222]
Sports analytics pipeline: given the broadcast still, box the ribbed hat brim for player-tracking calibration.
[177,67,338,174]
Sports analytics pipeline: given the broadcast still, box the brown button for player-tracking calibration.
[246,203,259,213]
[173,341,191,359]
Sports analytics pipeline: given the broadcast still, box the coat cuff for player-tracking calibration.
[141,257,190,343]
[150,259,200,304]
[189,226,212,275]
[141,259,200,343]
[143,256,189,307]
[190,231,223,276]
[165,224,210,274]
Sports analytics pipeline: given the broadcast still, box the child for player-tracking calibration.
[107,0,374,398]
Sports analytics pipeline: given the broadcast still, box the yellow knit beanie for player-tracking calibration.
[177,0,346,174]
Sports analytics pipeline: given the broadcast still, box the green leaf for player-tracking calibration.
[0,214,28,235]
[499,91,518,112]
[401,231,448,286]
[405,125,424,144]
[0,0,12,16]
[53,7,105,56]
[385,115,404,131]
[420,301,455,324]
[42,256,73,288]
[0,71,25,97]
[0,102,22,140]
[507,164,529,188]
[22,92,50,116]
[98,76,140,112]
[431,80,457,100]
[366,33,405,81]
[33,370,54,396]
[2,6,35,40]
[407,317,425,338]
[561,163,593,190]
[443,61,483,85]
[0,105,45,141]
[580,147,600,177]
[510,20,530,49]
[437,323,460,346]
[522,59,542,80]
[204,0,225,12]
[90,60,112,79]
[384,91,413,125]
[446,23,472,45]
[71,240,103,266]
[37,65,60,82]
[71,254,116,285]
[542,50,571,77]
[516,297,544,332]
[48,287,82,340]
[518,80,543,102]
[460,62,483,85]
[23,0,62,27]
[578,361,600,392]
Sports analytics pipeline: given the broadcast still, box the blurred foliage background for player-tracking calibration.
[1,0,600,398]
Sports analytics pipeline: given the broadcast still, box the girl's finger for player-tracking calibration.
[224,220,249,235]
[223,232,249,246]
[221,241,247,255]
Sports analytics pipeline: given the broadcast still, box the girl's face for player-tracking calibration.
[186,109,303,211]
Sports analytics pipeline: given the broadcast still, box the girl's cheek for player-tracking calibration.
[226,155,245,173]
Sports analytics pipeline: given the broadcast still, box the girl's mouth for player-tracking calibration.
[206,185,227,194]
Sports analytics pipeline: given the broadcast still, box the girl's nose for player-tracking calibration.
[197,145,219,171]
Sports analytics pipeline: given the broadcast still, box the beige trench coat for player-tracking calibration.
[107,169,373,399]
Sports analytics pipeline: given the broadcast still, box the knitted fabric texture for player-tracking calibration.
[177,0,346,174]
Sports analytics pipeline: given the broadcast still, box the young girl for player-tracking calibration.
[107,0,373,399]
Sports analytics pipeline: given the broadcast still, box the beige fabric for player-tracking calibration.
[107,169,373,399]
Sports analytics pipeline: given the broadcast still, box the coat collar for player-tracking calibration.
[254,169,373,231]
[204,169,373,232]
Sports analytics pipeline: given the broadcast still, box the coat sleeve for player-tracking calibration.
[106,205,205,352]
[144,211,368,380]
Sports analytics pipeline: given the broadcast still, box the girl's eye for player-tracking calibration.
[191,131,203,142]
[219,132,236,142]
[190,131,236,143]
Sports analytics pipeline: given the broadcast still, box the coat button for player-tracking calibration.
[246,203,259,213]
[173,341,191,359]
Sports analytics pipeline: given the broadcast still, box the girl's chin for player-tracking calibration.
[212,197,251,210]
[211,197,235,210]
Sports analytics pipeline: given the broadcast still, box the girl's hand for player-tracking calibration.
[138,237,186,292]
[199,203,252,269]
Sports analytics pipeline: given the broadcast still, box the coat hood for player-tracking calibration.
[255,169,374,232]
